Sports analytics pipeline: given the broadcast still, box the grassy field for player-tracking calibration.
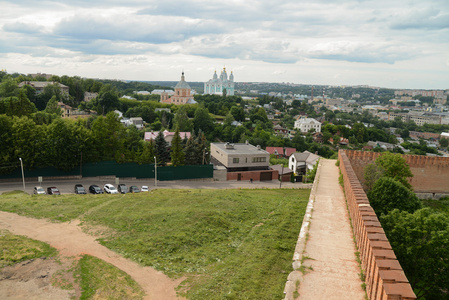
[0,188,310,299]
[0,229,57,267]
[0,231,144,299]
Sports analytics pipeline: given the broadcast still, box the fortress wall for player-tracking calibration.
[345,150,449,193]
[339,150,416,300]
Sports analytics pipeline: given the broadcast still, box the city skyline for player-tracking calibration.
[0,0,448,90]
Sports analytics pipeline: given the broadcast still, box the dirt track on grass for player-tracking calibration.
[0,211,184,300]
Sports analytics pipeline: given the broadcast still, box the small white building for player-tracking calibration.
[294,117,321,133]
[289,151,320,175]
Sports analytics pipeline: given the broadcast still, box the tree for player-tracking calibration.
[230,106,245,122]
[184,135,197,165]
[170,127,185,166]
[380,208,449,299]
[98,85,120,114]
[367,177,421,216]
[440,138,449,148]
[154,131,170,166]
[193,104,214,134]
[375,152,413,189]
[139,140,155,164]
[44,96,62,115]
[363,162,385,192]
[173,105,193,132]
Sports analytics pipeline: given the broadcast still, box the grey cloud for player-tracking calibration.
[3,22,45,34]
[53,14,226,44]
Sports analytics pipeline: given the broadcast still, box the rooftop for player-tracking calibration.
[212,142,269,155]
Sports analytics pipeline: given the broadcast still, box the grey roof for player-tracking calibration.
[291,151,320,164]
[270,164,293,175]
[175,72,191,89]
[212,143,269,155]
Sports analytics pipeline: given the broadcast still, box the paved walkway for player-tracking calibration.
[297,159,365,299]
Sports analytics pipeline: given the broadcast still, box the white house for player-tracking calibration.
[294,117,321,133]
[289,151,320,175]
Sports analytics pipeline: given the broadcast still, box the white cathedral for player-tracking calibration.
[204,68,235,96]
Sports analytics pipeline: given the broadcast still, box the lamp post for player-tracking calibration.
[19,157,25,192]
[154,156,157,188]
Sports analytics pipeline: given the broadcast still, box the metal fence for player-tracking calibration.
[0,161,213,181]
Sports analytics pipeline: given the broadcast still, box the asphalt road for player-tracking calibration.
[0,177,312,195]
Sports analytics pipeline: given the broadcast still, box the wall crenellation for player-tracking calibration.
[344,150,449,193]
[339,150,416,300]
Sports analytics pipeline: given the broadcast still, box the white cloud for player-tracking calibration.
[0,0,447,89]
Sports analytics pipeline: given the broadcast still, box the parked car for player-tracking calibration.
[74,184,86,194]
[89,185,104,194]
[141,186,149,192]
[104,184,119,194]
[118,184,128,194]
[33,186,46,195]
[129,186,140,193]
[47,187,60,195]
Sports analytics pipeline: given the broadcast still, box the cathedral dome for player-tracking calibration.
[175,72,191,89]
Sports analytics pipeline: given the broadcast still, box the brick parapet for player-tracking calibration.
[339,150,416,300]
[344,150,449,193]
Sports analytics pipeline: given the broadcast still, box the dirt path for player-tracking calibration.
[297,159,365,299]
[0,211,184,300]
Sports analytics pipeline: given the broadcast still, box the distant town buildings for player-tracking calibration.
[204,68,235,96]
[18,81,69,96]
[160,72,196,105]
[294,117,322,133]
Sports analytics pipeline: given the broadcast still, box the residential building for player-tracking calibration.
[211,142,269,172]
[57,102,72,118]
[160,72,196,105]
[265,147,296,158]
[84,92,98,102]
[294,117,321,133]
[388,112,442,126]
[18,81,69,96]
[129,117,144,129]
[144,130,191,145]
[289,151,320,175]
[204,68,235,96]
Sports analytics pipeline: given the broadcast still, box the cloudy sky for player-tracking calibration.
[0,0,448,89]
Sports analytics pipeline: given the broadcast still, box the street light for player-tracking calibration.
[19,157,25,192]
[154,156,157,188]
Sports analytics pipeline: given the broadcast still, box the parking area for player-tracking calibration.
[0,177,312,195]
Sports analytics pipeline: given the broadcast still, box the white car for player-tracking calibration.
[104,184,119,194]
[141,185,149,192]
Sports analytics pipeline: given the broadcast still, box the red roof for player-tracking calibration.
[265,147,296,157]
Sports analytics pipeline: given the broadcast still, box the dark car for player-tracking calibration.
[89,185,104,194]
[74,184,86,194]
[47,187,60,195]
[129,185,140,193]
[118,184,128,194]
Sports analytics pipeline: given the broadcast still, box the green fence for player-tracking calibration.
[0,161,213,181]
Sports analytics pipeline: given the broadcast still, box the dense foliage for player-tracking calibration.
[365,154,448,299]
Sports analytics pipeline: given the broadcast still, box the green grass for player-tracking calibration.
[0,188,310,299]
[0,192,108,222]
[0,230,58,267]
[75,255,144,300]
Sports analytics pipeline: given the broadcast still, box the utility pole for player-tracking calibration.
[19,157,25,192]
[154,156,157,188]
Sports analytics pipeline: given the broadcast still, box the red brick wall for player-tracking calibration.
[345,150,449,193]
[226,170,278,181]
[339,150,416,300]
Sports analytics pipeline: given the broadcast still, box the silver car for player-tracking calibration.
[34,186,46,195]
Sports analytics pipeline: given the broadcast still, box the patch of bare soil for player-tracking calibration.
[0,257,79,300]
[0,211,185,300]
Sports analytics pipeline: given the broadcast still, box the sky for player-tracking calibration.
[0,0,448,90]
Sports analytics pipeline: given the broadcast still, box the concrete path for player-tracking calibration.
[297,159,365,299]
